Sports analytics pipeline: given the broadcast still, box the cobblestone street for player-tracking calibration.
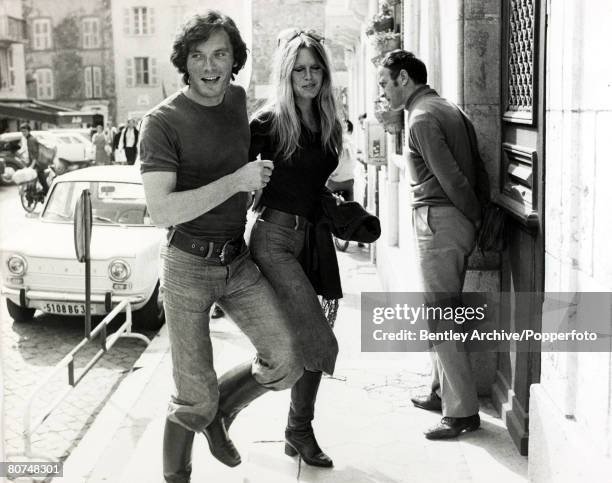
[1,307,153,467]
[0,184,154,477]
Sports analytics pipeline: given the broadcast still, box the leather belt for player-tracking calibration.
[169,230,245,265]
[259,206,310,231]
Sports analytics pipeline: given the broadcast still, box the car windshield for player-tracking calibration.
[42,180,153,226]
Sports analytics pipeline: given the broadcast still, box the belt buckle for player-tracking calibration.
[219,240,238,265]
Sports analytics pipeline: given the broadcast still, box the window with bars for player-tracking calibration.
[82,17,101,49]
[84,66,103,98]
[35,68,54,99]
[124,7,155,36]
[32,18,52,50]
[126,57,158,86]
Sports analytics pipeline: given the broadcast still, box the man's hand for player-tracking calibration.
[233,160,274,192]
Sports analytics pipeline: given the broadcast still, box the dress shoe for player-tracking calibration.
[411,392,442,412]
[425,414,480,440]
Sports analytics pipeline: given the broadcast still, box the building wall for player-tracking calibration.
[111,0,251,124]
[0,0,26,99]
[529,0,612,480]
[23,0,115,123]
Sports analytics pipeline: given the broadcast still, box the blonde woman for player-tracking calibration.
[248,28,343,468]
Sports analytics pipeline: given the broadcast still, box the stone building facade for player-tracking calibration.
[332,0,612,479]
[0,0,28,132]
[23,0,115,124]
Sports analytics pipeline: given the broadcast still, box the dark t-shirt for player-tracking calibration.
[139,85,250,241]
[249,113,338,221]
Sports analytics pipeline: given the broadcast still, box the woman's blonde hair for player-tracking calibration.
[254,30,342,161]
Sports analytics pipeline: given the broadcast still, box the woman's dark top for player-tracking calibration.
[249,112,338,222]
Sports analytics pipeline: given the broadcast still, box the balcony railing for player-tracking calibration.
[0,15,26,45]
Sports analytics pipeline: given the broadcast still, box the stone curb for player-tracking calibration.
[62,325,170,482]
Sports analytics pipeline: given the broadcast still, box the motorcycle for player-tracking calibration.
[15,166,56,213]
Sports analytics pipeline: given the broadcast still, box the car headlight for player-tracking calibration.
[7,255,27,276]
[108,259,131,282]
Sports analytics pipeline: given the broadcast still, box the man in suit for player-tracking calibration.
[378,50,482,439]
[118,118,139,165]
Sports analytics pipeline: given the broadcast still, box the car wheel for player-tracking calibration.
[133,283,164,331]
[7,299,36,323]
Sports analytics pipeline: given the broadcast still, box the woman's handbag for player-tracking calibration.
[459,109,508,253]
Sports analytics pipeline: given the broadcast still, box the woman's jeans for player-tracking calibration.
[161,243,303,432]
[248,218,339,375]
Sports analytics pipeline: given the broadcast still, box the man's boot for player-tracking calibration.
[202,362,270,467]
[163,419,195,483]
[284,370,333,468]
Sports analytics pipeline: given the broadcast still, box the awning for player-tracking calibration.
[0,98,73,124]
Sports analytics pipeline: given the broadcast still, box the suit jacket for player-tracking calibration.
[119,127,139,149]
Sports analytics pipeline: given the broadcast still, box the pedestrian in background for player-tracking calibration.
[118,118,139,165]
[112,123,126,163]
[105,122,117,162]
[92,124,111,165]
[248,27,342,468]
[378,50,482,440]
[20,124,49,195]
[326,119,356,201]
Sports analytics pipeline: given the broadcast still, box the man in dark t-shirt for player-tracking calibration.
[139,12,303,481]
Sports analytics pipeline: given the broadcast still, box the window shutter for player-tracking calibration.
[93,67,102,97]
[44,21,51,49]
[47,70,54,99]
[149,8,155,34]
[35,71,41,98]
[33,23,40,50]
[83,20,89,48]
[84,67,93,98]
[150,57,158,86]
[126,58,134,87]
[123,8,131,35]
[94,19,100,47]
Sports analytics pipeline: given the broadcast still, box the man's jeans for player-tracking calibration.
[412,205,479,417]
[161,243,303,432]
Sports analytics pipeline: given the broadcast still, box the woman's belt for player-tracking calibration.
[258,206,310,231]
[169,230,244,264]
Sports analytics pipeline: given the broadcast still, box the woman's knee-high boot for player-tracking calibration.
[163,419,195,483]
[284,370,333,467]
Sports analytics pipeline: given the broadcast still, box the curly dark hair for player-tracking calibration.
[171,10,248,85]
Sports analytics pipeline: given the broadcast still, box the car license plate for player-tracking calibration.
[44,302,86,315]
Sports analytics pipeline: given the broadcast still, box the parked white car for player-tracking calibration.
[38,130,94,173]
[0,131,94,175]
[1,165,165,330]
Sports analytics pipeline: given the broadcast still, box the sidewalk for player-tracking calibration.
[62,246,527,483]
